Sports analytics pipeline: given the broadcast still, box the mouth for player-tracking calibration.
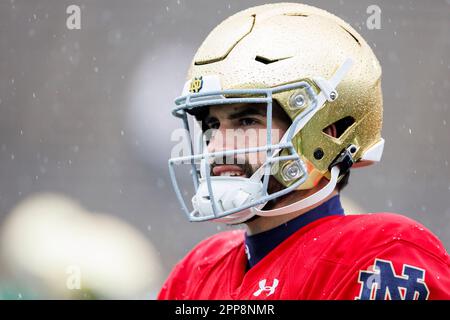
[212,165,246,177]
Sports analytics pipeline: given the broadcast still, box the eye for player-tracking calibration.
[204,117,220,130]
[239,117,259,127]
[208,121,220,130]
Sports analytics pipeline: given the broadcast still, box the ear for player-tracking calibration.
[323,123,337,138]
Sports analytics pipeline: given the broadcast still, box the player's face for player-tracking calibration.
[204,103,291,179]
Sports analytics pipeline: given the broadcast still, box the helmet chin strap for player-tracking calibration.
[253,165,340,217]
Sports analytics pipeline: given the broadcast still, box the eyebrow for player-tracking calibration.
[203,105,267,125]
[227,105,266,120]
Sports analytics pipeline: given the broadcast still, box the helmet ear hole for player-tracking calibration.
[323,124,337,139]
[323,116,355,139]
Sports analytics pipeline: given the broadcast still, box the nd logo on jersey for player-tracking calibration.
[189,76,203,93]
[356,259,429,300]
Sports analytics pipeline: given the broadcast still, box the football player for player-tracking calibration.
[158,3,449,300]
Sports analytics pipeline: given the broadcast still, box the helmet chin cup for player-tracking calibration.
[191,176,265,223]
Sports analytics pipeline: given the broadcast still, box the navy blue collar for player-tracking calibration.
[244,194,344,269]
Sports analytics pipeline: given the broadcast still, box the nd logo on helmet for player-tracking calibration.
[189,76,203,93]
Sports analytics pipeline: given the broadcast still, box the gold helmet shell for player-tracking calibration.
[186,2,383,190]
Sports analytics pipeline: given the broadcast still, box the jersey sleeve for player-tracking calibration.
[157,241,208,300]
[157,260,189,300]
[333,240,450,300]
[157,239,208,300]
[157,230,243,300]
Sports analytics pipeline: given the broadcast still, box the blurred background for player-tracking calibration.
[0,0,449,299]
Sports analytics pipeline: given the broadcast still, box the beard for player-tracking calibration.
[209,155,287,224]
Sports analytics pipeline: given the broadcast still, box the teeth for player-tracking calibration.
[219,171,242,177]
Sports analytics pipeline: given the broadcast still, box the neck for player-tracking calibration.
[245,186,339,236]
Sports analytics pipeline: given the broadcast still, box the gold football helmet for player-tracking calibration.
[169,3,384,223]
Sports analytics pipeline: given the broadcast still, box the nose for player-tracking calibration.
[207,126,233,154]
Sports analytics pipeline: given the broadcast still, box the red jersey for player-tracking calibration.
[158,213,450,300]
